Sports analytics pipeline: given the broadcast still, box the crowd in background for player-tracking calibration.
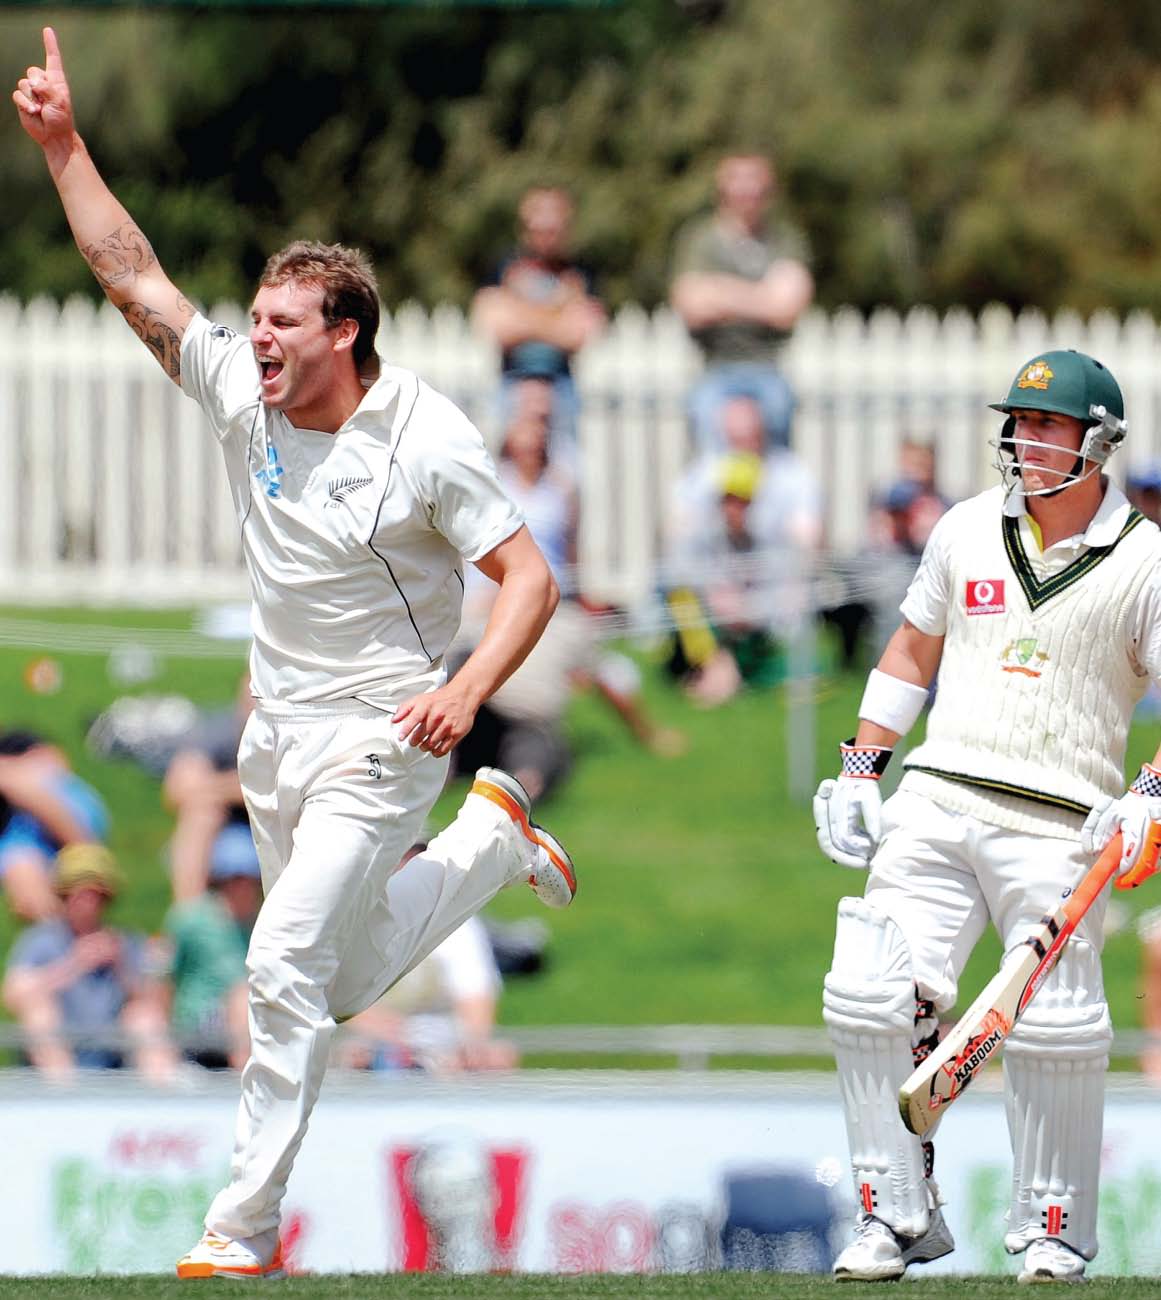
[5,150,1161,1081]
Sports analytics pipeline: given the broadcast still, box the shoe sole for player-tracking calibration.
[177,1246,285,1281]
[176,1262,286,1280]
[834,1262,906,1282]
[470,772,577,908]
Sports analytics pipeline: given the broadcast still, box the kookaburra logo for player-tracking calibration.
[365,754,383,780]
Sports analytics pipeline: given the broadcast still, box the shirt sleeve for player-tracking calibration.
[413,390,524,562]
[899,508,954,636]
[179,312,261,441]
[1130,552,1161,682]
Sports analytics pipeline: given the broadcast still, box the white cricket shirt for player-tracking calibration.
[181,313,523,706]
[898,481,1161,834]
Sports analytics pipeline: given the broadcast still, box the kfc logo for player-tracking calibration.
[388,1140,528,1272]
[966,579,1005,615]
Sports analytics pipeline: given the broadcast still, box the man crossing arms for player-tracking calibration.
[814,348,1161,1282]
[15,28,576,1280]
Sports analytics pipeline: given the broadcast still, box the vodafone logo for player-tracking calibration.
[966,579,1005,615]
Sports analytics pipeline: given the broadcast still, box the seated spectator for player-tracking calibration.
[1127,462,1161,527]
[341,848,516,1075]
[669,152,814,453]
[162,823,262,1070]
[452,597,685,802]
[471,185,606,453]
[0,730,108,921]
[667,394,822,554]
[664,402,823,706]
[162,674,253,902]
[2,845,177,1082]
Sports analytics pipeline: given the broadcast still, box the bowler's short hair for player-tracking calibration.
[260,241,380,368]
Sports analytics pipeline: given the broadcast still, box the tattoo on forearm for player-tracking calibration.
[81,223,157,289]
[120,302,182,379]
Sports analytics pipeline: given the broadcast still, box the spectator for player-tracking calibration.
[670,152,814,453]
[495,378,578,586]
[1127,462,1161,527]
[2,844,177,1082]
[341,844,516,1075]
[162,675,254,903]
[471,185,606,452]
[0,731,108,921]
[664,401,823,706]
[667,394,822,555]
[453,598,684,802]
[162,823,263,1071]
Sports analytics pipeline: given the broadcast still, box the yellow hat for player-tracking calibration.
[55,843,124,897]
[716,452,762,502]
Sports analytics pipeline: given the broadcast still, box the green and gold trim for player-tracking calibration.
[1002,508,1145,612]
[903,764,1091,816]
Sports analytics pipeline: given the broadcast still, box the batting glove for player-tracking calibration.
[1081,764,1161,887]
[812,739,892,870]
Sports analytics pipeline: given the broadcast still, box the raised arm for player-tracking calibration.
[13,28,194,383]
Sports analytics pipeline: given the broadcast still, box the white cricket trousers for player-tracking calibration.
[204,700,533,1241]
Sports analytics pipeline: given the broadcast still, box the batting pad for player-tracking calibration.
[824,897,930,1238]
[1002,938,1111,1261]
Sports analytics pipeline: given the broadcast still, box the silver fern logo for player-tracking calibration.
[326,476,374,507]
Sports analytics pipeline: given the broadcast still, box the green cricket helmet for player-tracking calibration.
[988,349,1127,497]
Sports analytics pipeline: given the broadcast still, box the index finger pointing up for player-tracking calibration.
[43,26,62,73]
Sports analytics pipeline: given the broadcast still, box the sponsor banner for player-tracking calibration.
[2,1076,1161,1276]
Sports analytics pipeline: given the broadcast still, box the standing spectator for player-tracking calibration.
[670,153,814,452]
[163,823,263,1071]
[0,731,108,921]
[161,674,253,903]
[2,845,177,1082]
[471,185,606,452]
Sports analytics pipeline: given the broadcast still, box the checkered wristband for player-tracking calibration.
[1130,764,1161,799]
[840,738,893,779]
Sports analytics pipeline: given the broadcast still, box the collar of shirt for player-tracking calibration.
[1003,477,1132,555]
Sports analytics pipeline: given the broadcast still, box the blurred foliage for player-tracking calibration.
[5,0,1161,313]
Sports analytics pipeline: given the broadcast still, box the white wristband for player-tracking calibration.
[858,669,929,737]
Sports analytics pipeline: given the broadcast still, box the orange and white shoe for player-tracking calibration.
[176,1229,285,1280]
[471,767,577,909]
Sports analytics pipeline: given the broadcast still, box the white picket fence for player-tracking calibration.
[3,295,1161,607]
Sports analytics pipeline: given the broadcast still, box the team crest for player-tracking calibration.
[1017,360,1054,391]
[1001,637,1049,678]
[966,579,1005,615]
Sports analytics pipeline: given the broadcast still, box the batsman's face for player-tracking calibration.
[1012,409,1086,492]
[249,280,348,420]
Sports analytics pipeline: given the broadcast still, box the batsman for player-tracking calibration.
[814,349,1161,1282]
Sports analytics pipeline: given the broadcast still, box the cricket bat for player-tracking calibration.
[898,824,1161,1137]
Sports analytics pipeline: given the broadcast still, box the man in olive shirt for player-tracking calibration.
[670,153,814,452]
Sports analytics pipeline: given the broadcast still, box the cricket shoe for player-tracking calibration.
[176,1229,284,1280]
[1017,1237,1086,1284]
[833,1208,955,1282]
[470,767,577,908]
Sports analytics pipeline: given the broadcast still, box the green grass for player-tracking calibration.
[2,606,1161,1045]
[0,1274,1159,1298]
